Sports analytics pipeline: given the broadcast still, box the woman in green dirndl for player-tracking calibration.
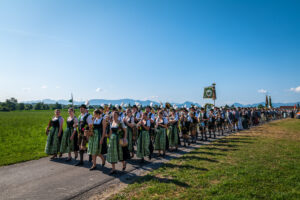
[45,109,64,159]
[136,112,151,162]
[154,110,168,157]
[189,111,198,143]
[60,108,78,161]
[87,109,107,170]
[168,109,179,151]
[107,111,130,174]
[123,108,135,158]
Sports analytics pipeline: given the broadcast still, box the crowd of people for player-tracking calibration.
[45,104,298,174]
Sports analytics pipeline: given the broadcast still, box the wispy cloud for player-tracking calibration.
[290,86,300,93]
[56,86,61,89]
[150,96,159,99]
[0,28,73,45]
[258,89,267,94]
[41,85,48,89]
[96,88,103,92]
[0,28,36,37]
[142,96,159,101]
[22,88,31,92]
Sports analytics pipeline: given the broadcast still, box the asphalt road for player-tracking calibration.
[0,129,238,200]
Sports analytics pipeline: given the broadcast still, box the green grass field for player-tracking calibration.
[0,110,87,166]
[112,119,300,200]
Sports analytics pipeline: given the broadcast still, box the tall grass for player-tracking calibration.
[0,110,77,166]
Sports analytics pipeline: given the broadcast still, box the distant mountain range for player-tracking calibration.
[21,99,300,108]
[21,98,202,108]
[233,102,300,108]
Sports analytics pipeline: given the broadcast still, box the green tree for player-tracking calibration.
[258,104,264,109]
[25,104,33,110]
[52,102,62,110]
[43,104,50,110]
[17,103,25,110]
[5,98,18,111]
[34,102,44,110]
[0,102,10,111]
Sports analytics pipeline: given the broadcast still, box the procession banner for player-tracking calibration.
[203,86,214,99]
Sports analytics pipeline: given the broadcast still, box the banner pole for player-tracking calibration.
[212,83,216,107]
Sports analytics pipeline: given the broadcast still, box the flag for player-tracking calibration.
[269,96,272,108]
[69,93,73,105]
[203,86,214,99]
[265,95,269,108]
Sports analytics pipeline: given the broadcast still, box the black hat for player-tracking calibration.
[80,104,87,109]
[112,106,118,111]
[190,106,195,110]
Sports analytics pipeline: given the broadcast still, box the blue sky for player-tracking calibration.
[0,0,299,105]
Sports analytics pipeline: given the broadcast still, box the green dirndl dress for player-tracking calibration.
[107,123,131,163]
[60,119,75,153]
[168,124,179,148]
[154,127,166,151]
[127,126,134,153]
[137,128,150,158]
[45,118,60,155]
[88,119,105,155]
[88,127,101,156]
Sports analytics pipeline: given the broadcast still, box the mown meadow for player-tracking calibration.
[111,119,300,200]
[0,110,87,166]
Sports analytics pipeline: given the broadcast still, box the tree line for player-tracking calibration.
[0,98,66,111]
[1,97,248,112]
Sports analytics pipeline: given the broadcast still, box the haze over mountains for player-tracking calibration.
[21,99,300,108]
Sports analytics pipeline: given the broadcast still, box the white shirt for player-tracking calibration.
[93,118,103,125]
[147,112,155,121]
[111,121,126,129]
[79,113,93,125]
[156,117,168,124]
[125,116,135,124]
[145,119,151,127]
[134,111,141,119]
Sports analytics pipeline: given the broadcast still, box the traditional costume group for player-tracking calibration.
[45,104,287,174]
